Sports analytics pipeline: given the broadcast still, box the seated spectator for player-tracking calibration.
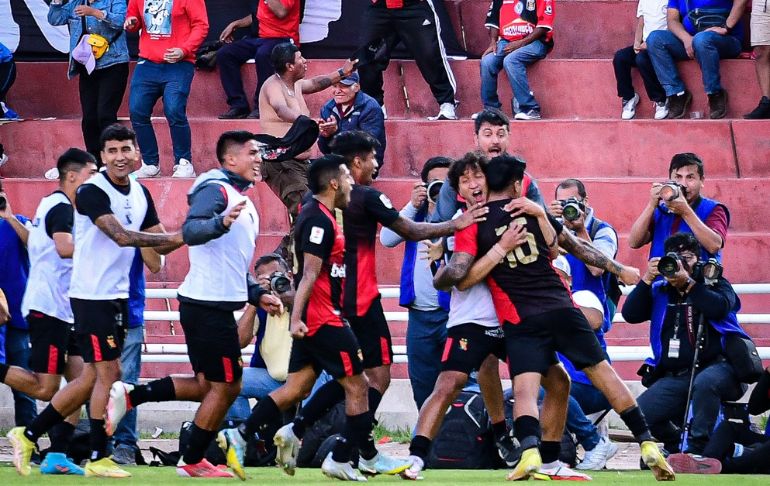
[125,0,209,178]
[613,0,669,119]
[317,72,386,174]
[622,233,750,455]
[744,0,770,118]
[47,0,129,172]
[227,253,294,422]
[646,0,746,119]
[217,0,300,120]
[0,41,19,120]
[478,0,556,120]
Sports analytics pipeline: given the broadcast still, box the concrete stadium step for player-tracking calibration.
[7,58,760,120]
[2,118,766,180]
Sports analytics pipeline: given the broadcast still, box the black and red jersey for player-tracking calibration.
[454,199,573,325]
[341,185,400,316]
[294,198,346,335]
[486,0,555,43]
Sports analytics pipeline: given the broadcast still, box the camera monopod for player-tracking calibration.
[679,314,706,452]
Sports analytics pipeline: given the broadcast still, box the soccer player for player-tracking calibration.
[443,154,675,481]
[7,125,184,478]
[0,149,97,475]
[105,131,282,479]
[262,131,487,476]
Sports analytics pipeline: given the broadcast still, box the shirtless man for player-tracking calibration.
[258,42,356,220]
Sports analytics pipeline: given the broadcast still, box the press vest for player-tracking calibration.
[651,196,727,261]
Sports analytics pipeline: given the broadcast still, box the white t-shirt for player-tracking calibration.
[572,290,605,316]
[637,0,668,41]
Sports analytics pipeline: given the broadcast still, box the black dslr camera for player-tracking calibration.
[658,253,723,285]
[559,197,586,222]
[426,179,443,205]
[269,272,292,294]
[0,195,6,211]
[657,252,683,278]
[659,181,686,202]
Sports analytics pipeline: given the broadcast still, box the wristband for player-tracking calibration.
[337,68,345,78]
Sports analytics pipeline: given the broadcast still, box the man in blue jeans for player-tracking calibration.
[478,0,556,120]
[646,0,746,119]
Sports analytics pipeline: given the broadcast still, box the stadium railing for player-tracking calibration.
[141,284,770,364]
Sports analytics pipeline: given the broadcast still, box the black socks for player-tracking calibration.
[620,405,653,443]
[514,415,542,451]
[293,380,345,439]
[332,412,370,463]
[409,435,432,461]
[48,422,75,453]
[182,423,216,465]
[540,440,561,464]
[129,376,176,406]
[89,419,107,461]
[25,404,64,443]
[239,395,281,441]
[359,388,384,460]
[492,420,509,442]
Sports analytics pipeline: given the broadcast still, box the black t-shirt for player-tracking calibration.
[75,173,160,230]
[45,194,74,238]
[454,199,573,324]
[341,185,400,316]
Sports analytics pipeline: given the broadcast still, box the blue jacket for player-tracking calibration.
[48,0,129,78]
[128,249,145,329]
[318,91,386,162]
[0,42,12,63]
[0,215,30,332]
[398,206,450,310]
[651,196,728,262]
[668,0,744,40]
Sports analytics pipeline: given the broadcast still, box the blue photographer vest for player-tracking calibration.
[398,207,450,310]
[650,196,728,261]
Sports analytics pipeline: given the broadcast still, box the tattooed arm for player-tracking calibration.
[433,252,474,291]
[558,230,640,285]
[387,203,488,242]
[94,215,183,248]
[299,58,358,94]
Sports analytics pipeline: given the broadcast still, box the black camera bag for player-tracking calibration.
[723,334,764,384]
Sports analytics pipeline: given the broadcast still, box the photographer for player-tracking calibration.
[622,232,750,456]
[629,152,729,261]
[227,253,295,422]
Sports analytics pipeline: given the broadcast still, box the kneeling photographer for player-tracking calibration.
[622,233,757,457]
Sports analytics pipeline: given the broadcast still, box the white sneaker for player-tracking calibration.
[44,167,59,180]
[0,153,7,169]
[654,100,670,120]
[621,93,640,120]
[401,455,424,480]
[381,105,388,120]
[428,102,457,120]
[534,461,592,480]
[575,436,619,470]
[133,162,160,178]
[273,423,301,476]
[514,109,541,120]
[321,452,367,481]
[106,381,134,436]
[171,158,195,178]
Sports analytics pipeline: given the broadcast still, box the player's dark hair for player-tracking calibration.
[216,130,257,164]
[255,252,291,274]
[664,232,701,255]
[448,152,487,192]
[556,178,587,199]
[308,154,347,194]
[100,123,136,150]
[56,148,96,182]
[669,152,704,178]
[421,156,452,183]
[473,108,510,134]
[271,42,300,74]
[329,130,380,166]
[485,155,526,193]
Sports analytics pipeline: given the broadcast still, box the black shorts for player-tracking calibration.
[504,307,606,377]
[441,324,506,374]
[347,296,393,369]
[71,298,127,364]
[288,323,365,380]
[28,311,81,375]
[179,301,243,383]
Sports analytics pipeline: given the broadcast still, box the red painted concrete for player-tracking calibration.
[730,120,770,178]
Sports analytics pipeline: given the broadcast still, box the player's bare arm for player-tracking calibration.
[94,214,183,249]
[237,304,259,348]
[52,232,74,258]
[559,230,640,285]
[505,197,559,259]
[290,253,324,339]
[456,223,528,291]
[144,222,185,256]
[433,252,474,291]
[388,203,488,241]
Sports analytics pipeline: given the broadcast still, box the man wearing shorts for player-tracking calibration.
[7,125,183,478]
[745,0,770,119]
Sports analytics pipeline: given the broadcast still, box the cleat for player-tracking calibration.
[106,381,134,436]
[506,447,542,481]
[667,453,721,474]
[7,426,36,476]
[401,455,424,480]
[321,452,367,481]
[358,451,410,475]
[217,428,247,480]
[273,423,301,476]
[576,436,618,470]
[496,435,523,468]
[533,461,592,481]
[84,456,132,478]
[41,452,85,475]
[641,441,676,481]
[176,458,235,478]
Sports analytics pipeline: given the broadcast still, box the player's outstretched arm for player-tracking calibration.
[144,222,185,256]
[558,230,640,285]
[94,214,183,249]
[390,203,488,242]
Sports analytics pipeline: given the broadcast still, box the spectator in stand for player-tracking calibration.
[0,41,19,121]
[629,152,729,261]
[125,0,209,178]
[744,0,770,118]
[478,0,556,121]
[317,72,386,173]
[46,0,129,174]
[217,0,300,120]
[613,0,669,120]
[646,0,747,119]
[379,157,451,409]
[358,0,458,121]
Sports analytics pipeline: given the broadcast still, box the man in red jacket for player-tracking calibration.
[125,0,209,179]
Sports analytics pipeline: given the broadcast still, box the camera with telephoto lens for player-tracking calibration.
[659,181,686,202]
[692,258,723,285]
[426,179,443,204]
[559,197,586,222]
[657,252,682,278]
[0,195,6,211]
[269,272,292,294]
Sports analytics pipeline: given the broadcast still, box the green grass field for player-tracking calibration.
[0,466,768,485]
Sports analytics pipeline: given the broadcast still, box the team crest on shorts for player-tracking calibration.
[459,338,468,351]
[106,336,116,349]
